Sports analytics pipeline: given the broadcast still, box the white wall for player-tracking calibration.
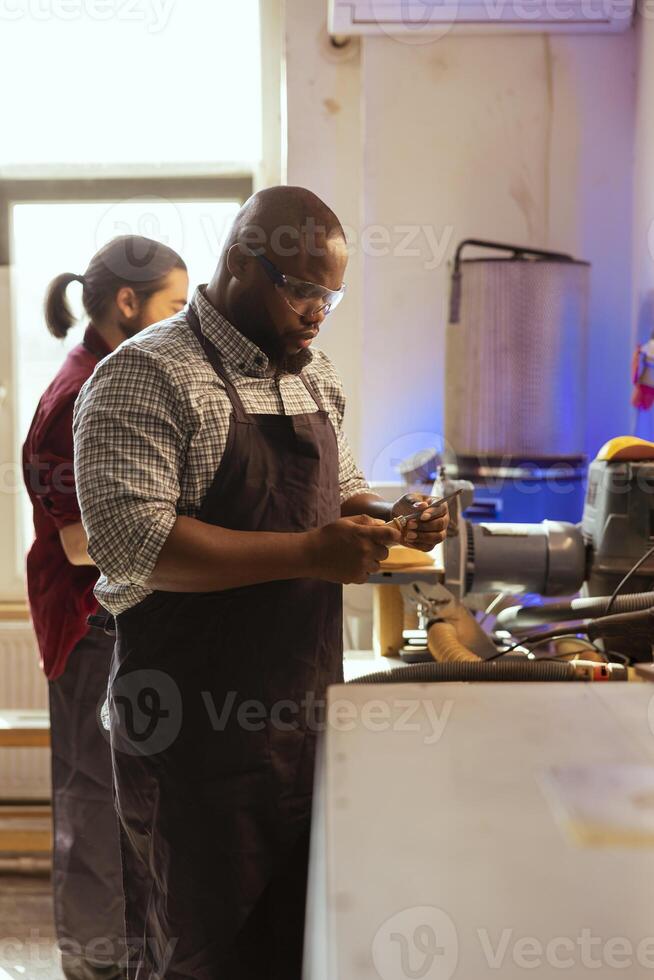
[285,3,364,458]
[633,11,654,439]
[363,34,636,475]
[284,0,637,478]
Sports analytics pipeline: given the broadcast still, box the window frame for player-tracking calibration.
[0,174,253,602]
[0,176,254,264]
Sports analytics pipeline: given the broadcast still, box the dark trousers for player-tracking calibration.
[222,828,311,980]
[49,628,126,980]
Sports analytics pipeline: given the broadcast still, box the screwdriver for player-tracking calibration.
[386,489,463,531]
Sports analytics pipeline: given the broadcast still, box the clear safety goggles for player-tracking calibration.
[254,253,346,319]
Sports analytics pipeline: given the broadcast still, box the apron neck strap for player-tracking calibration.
[186,303,328,418]
[298,371,327,413]
[185,304,247,421]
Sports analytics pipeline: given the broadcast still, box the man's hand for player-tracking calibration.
[306,515,403,584]
[391,492,450,553]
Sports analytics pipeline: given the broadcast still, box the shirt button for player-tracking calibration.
[239,362,246,370]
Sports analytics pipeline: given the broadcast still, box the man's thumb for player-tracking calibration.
[365,523,403,545]
[347,514,384,527]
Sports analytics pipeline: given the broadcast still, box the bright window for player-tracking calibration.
[0,0,262,170]
[0,0,264,598]
[12,197,242,555]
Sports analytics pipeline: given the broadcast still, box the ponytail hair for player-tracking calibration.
[44,272,86,338]
[43,236,187,339]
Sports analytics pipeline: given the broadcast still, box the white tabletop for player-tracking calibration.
[343,650,402,682]
[306,682,654,980]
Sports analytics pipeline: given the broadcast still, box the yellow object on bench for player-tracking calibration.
[596,436,654,462]
[379,545,435,570]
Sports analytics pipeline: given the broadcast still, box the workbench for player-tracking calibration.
[305,683,654,979]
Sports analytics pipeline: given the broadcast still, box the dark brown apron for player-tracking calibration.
[110,306,343,979]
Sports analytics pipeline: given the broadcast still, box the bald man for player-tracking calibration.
[73,187,449,979]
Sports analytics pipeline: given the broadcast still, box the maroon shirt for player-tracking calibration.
[23,326,112,680]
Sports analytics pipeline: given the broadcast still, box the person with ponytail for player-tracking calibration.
[22,235,188,980]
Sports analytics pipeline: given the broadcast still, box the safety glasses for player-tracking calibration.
[253,253,346,319]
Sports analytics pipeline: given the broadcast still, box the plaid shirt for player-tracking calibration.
[72,287,369,615]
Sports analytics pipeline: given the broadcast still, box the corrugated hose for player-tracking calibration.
[348,659,576,684]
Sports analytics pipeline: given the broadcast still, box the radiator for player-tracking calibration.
[0,622,50,800]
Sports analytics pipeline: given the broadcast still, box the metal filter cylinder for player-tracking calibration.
[445,241,590,459]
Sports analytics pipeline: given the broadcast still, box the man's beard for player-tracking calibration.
[231,295,312,376]
[119,317,144,340]
[273,345,313,377]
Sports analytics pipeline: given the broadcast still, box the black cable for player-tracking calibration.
[490,634,606,663]
[486,626,590,661]
[535,637,607,664]
[605,650,630,666]
[605,543,654,616]
[492,546,654,660]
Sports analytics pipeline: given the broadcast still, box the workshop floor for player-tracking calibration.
[0,874,64,979]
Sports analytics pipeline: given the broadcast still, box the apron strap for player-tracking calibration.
[186,303,329,419]
[185,304,248,423]
[298,371,327,413]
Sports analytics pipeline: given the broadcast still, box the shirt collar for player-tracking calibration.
[190,286,314,378]
[190,286,269,378]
